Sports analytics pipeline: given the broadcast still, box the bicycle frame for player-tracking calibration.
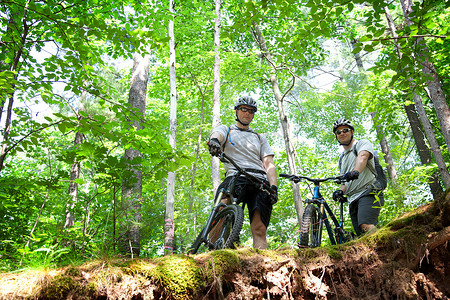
[280,173,353,248]
[188,153,276,254]
[306,184,345,246]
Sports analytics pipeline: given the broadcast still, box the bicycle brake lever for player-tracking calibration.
[218,152,227,162]
[334,176,346,184]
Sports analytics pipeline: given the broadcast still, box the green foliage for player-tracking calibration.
[1,0,448,269]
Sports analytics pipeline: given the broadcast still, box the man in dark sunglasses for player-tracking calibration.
[331,118,383,236]
[206,96,278,249]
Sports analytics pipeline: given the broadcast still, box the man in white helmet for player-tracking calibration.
[207,96,277,249]
[332,118,383,236]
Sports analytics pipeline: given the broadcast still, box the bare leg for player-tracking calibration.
[250,209,268,249]
[209,197,231,243]
[360,223,377,234]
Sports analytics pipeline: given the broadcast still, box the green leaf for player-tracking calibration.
[347,2,354,11]
[57,123,67,134]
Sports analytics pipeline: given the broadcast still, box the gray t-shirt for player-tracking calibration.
[339,139,376,203]
[213,124,274,179]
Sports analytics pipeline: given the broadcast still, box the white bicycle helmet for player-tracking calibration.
[333,118,354,133]
[234,96,257,112]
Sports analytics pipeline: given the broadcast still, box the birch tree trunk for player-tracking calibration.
[164,0,177,255]
[64,96,86,228]
[120,52,150,258]
[252,22,303,225]
[185,92,205,248]
[211,0,222,197]
[400,0,450,151]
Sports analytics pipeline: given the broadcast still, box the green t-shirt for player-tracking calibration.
[339,139,377,204]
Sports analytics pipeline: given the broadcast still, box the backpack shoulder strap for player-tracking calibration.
[223,126,232,151]
[338,141,358,170]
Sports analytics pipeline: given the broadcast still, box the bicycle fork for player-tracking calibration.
[200,190,227,241]
[313,186,341,246]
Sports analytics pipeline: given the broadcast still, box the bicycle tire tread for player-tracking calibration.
[213,204,244,249]
[299,204,319,248]
[188,204,244,254]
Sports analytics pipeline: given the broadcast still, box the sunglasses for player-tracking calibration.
[336,128,352,135]
[238,107,256,114]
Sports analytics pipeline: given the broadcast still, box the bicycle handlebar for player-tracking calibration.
[279,173,349,185]
[218,152,277,201]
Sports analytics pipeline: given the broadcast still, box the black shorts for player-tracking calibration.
[349,193,383,236]
[216,175,273,228]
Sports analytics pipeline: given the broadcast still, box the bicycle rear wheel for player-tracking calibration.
[298,204,321,248]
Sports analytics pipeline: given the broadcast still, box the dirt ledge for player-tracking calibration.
[1,192,449,300]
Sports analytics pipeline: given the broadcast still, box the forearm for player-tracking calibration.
[266,163,277,187]
[209,131,224,143]
[353,151,370,173]
[263,155,277,186]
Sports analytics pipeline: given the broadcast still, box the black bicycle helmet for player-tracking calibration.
[333,118,354,133]
[234,96,257,112]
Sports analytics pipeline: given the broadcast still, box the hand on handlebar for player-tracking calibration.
[332,189,345,201]
[342,170,359,181]
[207,138,222,156]
[332,189,348,203]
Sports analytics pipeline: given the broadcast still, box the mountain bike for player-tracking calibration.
[188,152,277,254]
[280,173,356,248]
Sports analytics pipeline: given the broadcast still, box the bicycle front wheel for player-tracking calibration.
[298,204,321,248]
[207,204,244,251]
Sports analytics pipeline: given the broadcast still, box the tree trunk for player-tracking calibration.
[400,0,450,151]
[0,3,30,172]
[120,52,150,258]
[370,112,398,184]
[384,7,444,199]
[185,92,205,250]
[164,0,177,255]
[252,23,303,226]
[413,94,450,188]
[404,104,443,199]
[379,135,398,183]
[64,96,86,228]
[211,0,222,197]
[351,36,398,184]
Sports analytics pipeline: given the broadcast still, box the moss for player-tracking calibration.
[88,265,124,290]
[235,247,257,258]
[296,247,323,260]
[133,255,203,300]
[85,281,97,295]
[387,204,435,231]
[64,266,80,276]
[325,245,344,260]
[202,249,241,280]
[38,275,81,299]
